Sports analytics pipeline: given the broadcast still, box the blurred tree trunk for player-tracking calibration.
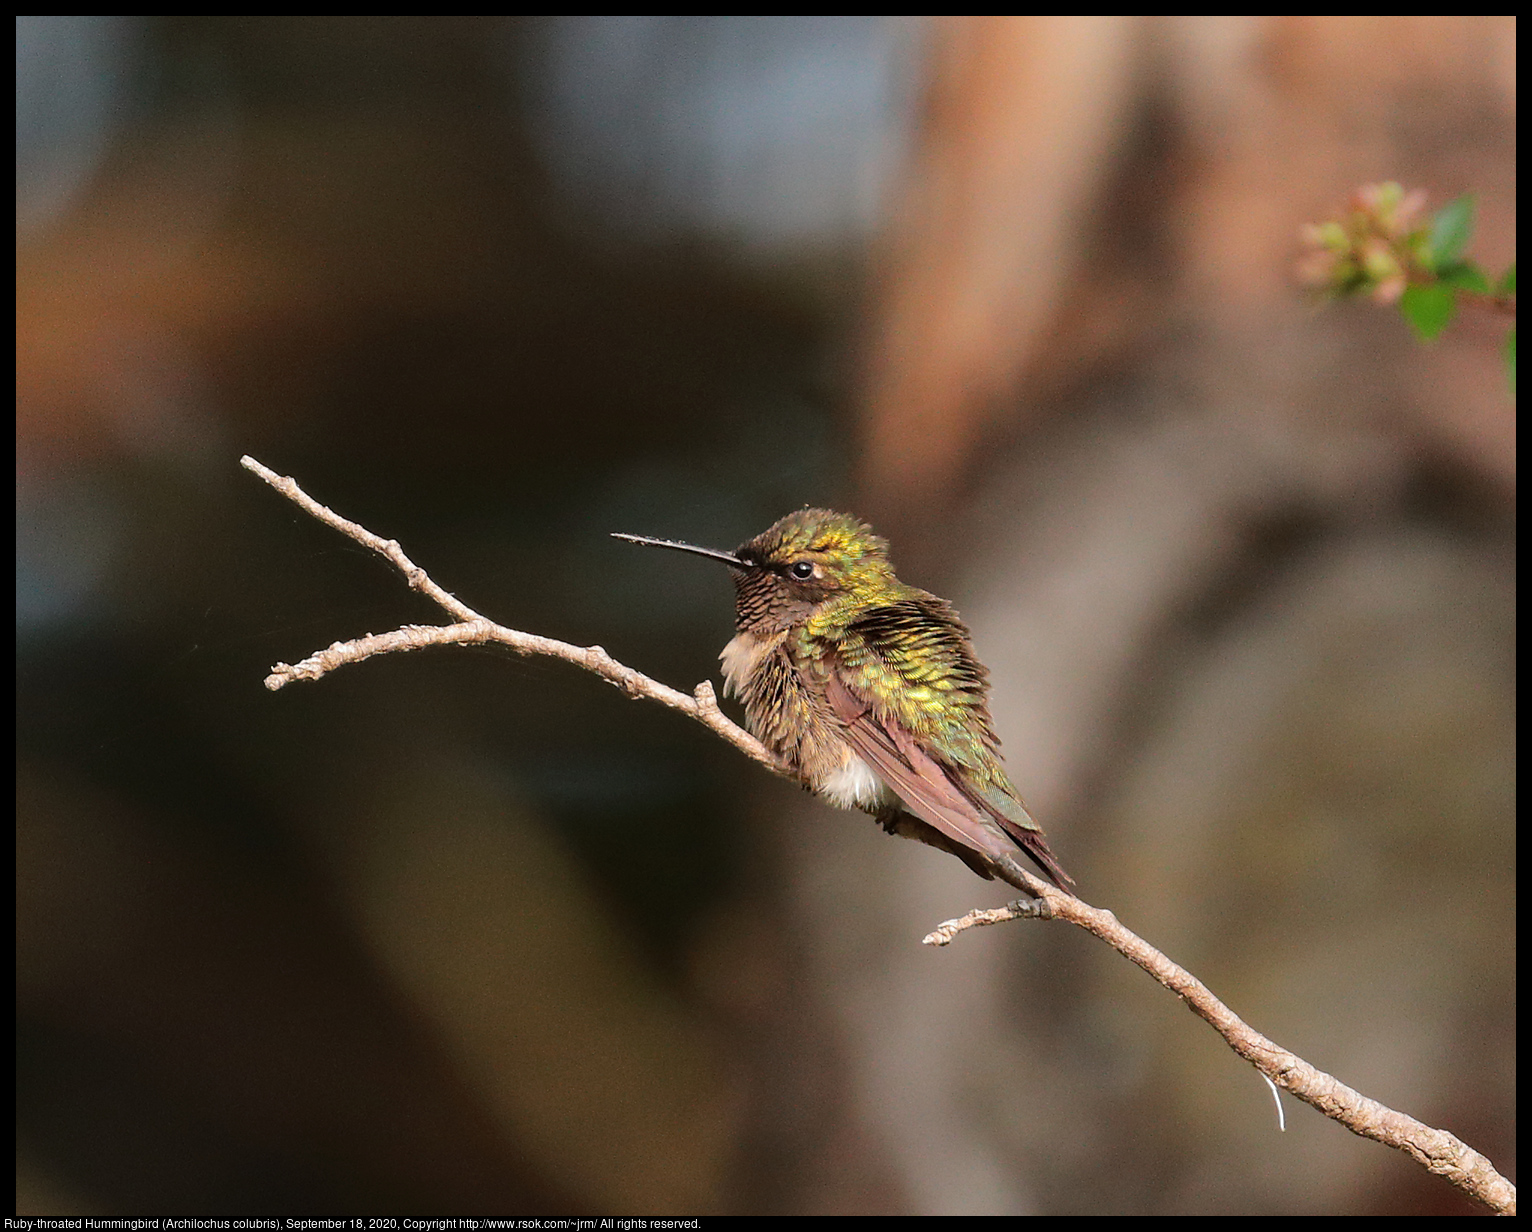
[773,14,1515,1214]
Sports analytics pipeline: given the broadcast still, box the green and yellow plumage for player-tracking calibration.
[613,508,1073,893]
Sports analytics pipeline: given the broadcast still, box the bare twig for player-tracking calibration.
[240,456,782,776]
[926,896,1511,1211]
[241,455,1516,1216]
[1462,290,1517,318]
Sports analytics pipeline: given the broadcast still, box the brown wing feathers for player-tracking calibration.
[822,671,1070,889]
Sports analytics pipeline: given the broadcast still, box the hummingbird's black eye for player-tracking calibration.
[789,560,815,580]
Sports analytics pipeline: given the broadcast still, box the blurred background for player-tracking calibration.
[16,15,1515,1216]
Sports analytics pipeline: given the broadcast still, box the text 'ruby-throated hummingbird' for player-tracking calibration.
[614,508,1073,894]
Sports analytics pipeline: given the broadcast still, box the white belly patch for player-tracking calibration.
[820,754,896,811]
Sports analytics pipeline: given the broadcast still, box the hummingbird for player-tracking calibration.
[613,508,1073,895]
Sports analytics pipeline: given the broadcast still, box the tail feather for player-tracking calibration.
[1016,828,1074,891]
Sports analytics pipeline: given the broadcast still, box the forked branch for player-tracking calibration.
[241,455,1514,1215]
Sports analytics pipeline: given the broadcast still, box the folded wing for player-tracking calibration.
[824,670,1073,890]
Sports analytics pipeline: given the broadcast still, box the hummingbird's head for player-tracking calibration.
[613,508,896,634]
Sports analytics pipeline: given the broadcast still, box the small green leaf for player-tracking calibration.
[1435,261,1491,294]
[1400,283,1457,341]
[1428,195,1475,269]
[1499,262,1516,295]
[1506,326,1516,397]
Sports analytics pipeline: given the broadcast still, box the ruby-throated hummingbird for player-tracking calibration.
[614,508,1073,894]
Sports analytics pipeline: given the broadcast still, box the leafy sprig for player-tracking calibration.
[1299,183,1515,393]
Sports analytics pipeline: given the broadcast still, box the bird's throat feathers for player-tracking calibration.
[719,629,778,700]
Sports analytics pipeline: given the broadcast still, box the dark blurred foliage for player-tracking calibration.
[16,15,1514,1216]
[19,14,888,1213]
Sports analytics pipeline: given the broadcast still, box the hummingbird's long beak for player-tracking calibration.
[611,532,748,568]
